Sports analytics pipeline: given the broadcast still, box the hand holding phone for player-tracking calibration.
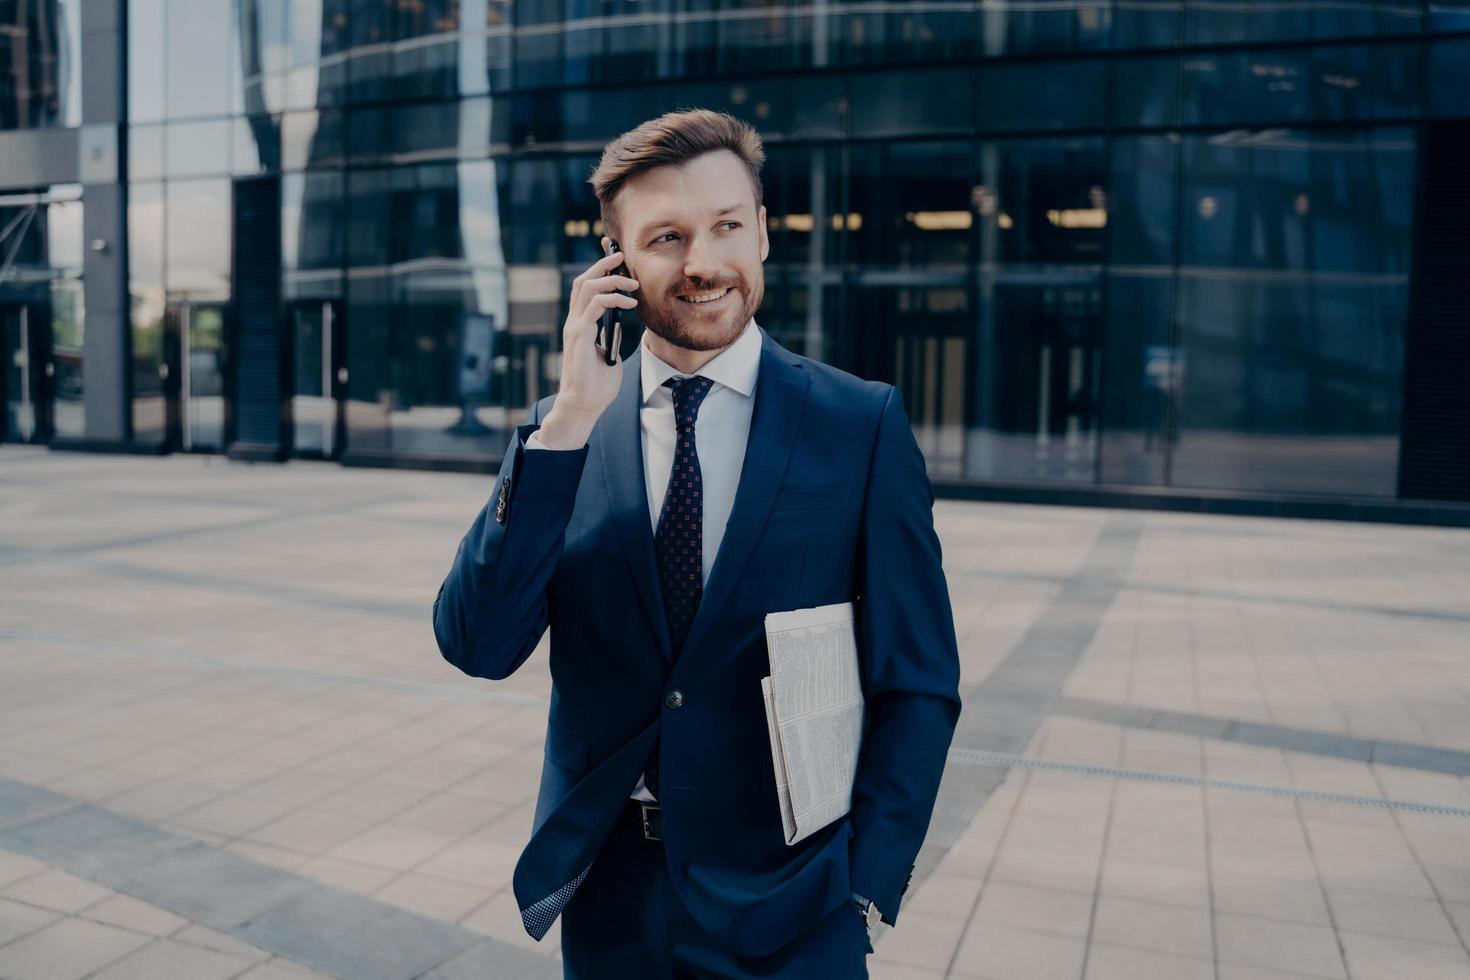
[534,237,638,448]
[597,239,629,366]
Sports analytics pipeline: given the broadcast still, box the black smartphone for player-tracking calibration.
[597,239,626,366]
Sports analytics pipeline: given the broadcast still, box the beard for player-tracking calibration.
[634,271,763,353]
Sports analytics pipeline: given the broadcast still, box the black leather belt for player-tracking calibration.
[622,798,663,841]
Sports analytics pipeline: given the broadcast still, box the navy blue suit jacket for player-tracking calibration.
[433,326,961,957]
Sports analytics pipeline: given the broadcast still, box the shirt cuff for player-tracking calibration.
[525,430,556,451]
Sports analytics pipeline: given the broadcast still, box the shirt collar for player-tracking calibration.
[640,316,761,405]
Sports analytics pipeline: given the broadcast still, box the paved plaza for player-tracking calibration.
[2,444,1470,980]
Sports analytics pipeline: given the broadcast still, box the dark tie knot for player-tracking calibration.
[663,375,714,420]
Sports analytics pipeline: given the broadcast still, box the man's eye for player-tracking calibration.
[724,221,741,230]
[655,233,677,243]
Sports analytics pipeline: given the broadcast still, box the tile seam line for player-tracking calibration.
[0,628,548,711]
[6,629,1467,782]
[946,750,1470,820]
[1053,694,1470,777]
[0,783,560,979]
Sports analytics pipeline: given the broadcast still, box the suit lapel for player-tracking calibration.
[677,328,810,667]
[597,345,675,663]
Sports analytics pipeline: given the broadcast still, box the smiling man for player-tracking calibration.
[433,109,961,979]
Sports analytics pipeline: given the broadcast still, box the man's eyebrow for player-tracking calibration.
[633,204,746,240]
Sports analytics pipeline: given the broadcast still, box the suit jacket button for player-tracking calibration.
[664,689,684,709]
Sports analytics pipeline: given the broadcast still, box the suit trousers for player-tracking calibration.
[560,807,872,979]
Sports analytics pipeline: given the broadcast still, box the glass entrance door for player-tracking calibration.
[290,300,345,458]
[3,304,51,444]
[175,302,228,452]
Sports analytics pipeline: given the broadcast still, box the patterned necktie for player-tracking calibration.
[654,374,714,657]
[647,374,713,800]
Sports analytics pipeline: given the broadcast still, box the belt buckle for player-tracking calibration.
[640,803,662,841]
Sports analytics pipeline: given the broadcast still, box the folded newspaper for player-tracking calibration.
[760,601,865,846]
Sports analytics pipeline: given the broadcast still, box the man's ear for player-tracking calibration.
[758,204,769,263]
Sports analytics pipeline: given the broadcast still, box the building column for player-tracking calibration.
[79,0,129,443]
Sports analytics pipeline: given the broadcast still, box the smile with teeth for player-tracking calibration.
[677,287,732,304]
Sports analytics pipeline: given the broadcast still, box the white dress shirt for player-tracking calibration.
[524,317,763,801]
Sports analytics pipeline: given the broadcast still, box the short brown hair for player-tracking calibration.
[589,108,766,244]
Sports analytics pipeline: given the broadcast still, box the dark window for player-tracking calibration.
[1430,1,1470,31]
[851,67,974,139]
[978,60,1107,133]
[1182,44,1419,128]
[1429,40,1470,118]
[1110,1,1182,51]
[1185,0,1422,44]
[1168,128,1412,496]
[1110,55,1180,129]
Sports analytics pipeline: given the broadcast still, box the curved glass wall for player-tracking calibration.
[120,0,1469,497]
[0,0,80,131]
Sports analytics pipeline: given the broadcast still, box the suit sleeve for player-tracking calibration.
[847,385,962,926]
[432,399,589,681]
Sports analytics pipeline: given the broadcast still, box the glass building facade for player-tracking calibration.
[3,2,1470,512]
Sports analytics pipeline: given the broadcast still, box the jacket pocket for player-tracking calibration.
[543,718,591,773]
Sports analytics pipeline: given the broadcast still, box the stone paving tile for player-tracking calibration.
[884,872,983,924]
[951,920,1087,980]
[0,915,153,980]
[0,895,63,948]
[1325,885,1464,945]
[233,959,342,980]
[0,868,113,913]
[168,922,273,962]
[84,936,258,980]
[77,892,191,937]
[243,804,382,856]
[971,879,1093,940]
[371,870,495,924]
[8,450,1470,980]
[1097,856,1211,909]
[1212,864,1332,926]
[1338,930,1470,980]
[229,885,480,980]
[1082,942,1214,980]
[867,912,970,973]
[1090,893,1213,960]
[1214,912,1348,979]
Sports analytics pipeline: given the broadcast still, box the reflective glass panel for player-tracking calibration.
[1430,1,1470,30]
[851,67,974,139]
[165,119,232,178]
[165,0,234,120]
[1182,44,1419,127]
[1,0,82,129]
[1169,128,1413,496]
[978,60,1107,133]
[1429,40,1470,118]
[1110,55,1180,128]
[1100,135,1178,487]
[129,182,167,445]
[1110,0,1182,51]
[1185,0,1422,44]
[965,138,1107,484]
[128,0,166,123]
[165,178,232,301]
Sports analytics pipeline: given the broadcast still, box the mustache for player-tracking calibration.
[669,282,739,296]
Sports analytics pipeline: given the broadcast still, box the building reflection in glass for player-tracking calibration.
[90,0,1449,498]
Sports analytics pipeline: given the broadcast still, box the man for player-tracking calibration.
[433,108,960,978]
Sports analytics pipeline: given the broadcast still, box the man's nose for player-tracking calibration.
[682,232,720,281]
